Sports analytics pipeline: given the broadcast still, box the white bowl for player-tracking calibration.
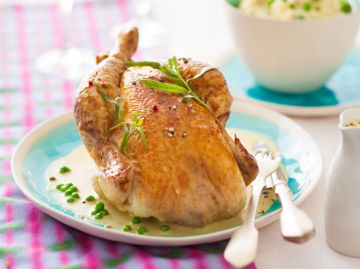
[224,3,360,93]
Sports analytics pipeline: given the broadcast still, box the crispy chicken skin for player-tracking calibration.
[74,26,258,227]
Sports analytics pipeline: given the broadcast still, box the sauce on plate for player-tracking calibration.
[45,129,280,236]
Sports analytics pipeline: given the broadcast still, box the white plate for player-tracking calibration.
[11,101,322,246]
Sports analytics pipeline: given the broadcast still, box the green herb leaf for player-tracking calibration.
[142,80,187,94]
[130,57,211,111]
[226,0,241,8]
[96,88,124,126]
[125,61,162,69]
[137,127,147,146]
[121,125,130,155]
[187,66,216,83]
[96,88,117,106]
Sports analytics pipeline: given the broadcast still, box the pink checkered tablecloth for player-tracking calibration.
[0,0,257,268]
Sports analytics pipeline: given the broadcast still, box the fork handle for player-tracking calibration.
[276,184,315,243]
[224,182,263,268]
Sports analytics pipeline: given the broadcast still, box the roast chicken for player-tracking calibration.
[74,26,258,227]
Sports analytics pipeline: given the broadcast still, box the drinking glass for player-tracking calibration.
[35,0,95,80]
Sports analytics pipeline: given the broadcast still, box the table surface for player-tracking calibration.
[0,0,359,268]
[151,0,360,268]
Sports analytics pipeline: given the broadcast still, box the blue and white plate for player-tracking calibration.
[11,102,322,246]
[220,50,360,117]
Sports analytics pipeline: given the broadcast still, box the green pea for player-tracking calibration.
[340,0,352,13]
[160,225,170,232]
[67,197,75,203]
[64,189,74,196]
[91,210,97,215]
[95,202,104,211]
[123,225,131,232]
[86,195,95,202]
[59,166,71,174]
[60,185,69,192]
[137,226,147,235]
[132,216,140,224]
[69,186,78,192]
[72,193,80,199]
[100,209,109,216]
[95,213,103,220]
[303,2,312,11]
[56,184,63,190]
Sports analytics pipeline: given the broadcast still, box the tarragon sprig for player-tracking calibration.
[96,88,146,155]
[110,110,147,155]
[96,88,124,125]
[125,57,214,110]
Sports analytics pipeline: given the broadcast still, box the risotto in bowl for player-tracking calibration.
[225,0,360,93]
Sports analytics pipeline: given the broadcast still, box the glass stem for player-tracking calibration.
[58,0,75,49]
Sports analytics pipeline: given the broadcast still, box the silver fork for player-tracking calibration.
[224,143,281,268]
[257,142,315,243]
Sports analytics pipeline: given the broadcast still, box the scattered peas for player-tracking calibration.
[64,189,74,196]
[91,201,109,219]
[56,182,80,202]
[86,195,95,202]
[123,225,131,232]
[49,177,56,181]
[95,202,105,211]
[95,213,103,220]
[137,226,147,235]
[59,166,71,174]
[160,225,170,232]
[267,0,275,5]
[132,216,140,224]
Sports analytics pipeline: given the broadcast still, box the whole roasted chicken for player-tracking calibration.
[74,26,258,227]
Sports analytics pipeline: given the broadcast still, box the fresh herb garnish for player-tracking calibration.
[226,0,241,8]
[126,57,213,110]
[110,110,147,155]
[96,88,124,126]
[96,88,146,156]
